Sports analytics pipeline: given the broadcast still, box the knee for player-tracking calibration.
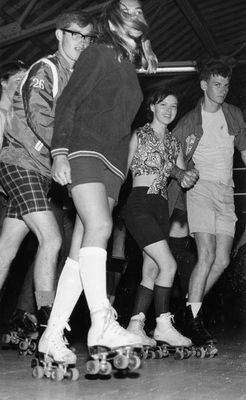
[198,247,215,269]
[214,253,230,273]
[90,218,113,241]
[143,263,158,282]
[39,229,62,253]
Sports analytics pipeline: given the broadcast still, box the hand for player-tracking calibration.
[51,155,71,186]
[181,168,199,189]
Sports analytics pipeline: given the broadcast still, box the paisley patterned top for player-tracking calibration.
[130,123,181,199]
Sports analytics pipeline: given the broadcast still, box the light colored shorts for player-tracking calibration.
[187,179,237,238]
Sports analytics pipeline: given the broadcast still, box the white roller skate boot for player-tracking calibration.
[88,301,142,352]
[86,301,143,374]
[38,320,76,364]
[154,312,192,347]
[127,313,156,347]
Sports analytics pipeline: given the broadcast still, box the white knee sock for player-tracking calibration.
[79,247,107,313]
[47,257,83,328]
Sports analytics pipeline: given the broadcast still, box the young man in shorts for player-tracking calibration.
[0,10,94,325]
[170,58,246,345]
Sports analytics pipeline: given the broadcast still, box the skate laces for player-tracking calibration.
[45,327,72,357]
[166,314,186,338]
[131,315,146,336]
[101,307,127,338]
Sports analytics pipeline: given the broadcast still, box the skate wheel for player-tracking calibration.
[141,350,148,360]
[86,359,100,375]
[183,348,191,359]
[128,354,141,370]
[19,341,29,351]
[113,354,129,369]
[66,367,79,381]
[2,333,11,344]
[51,368,64,381]
[100,361,112,375]
[174,350,184,360]
[32,365,44,379]
[154,349,163,359]
[190,346,196,357]
[148,350,155,359]
[29,341,37,353]
[196,347,206,358]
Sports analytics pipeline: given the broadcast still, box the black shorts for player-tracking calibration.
[0,163,51,219]
[69,157,122,202]
[124,186,169,250]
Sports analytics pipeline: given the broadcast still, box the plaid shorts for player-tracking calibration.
[0,163,51,219]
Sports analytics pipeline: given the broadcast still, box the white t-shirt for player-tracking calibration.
[192,107,234,186]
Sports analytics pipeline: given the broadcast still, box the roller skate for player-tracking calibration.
[153,312,193,360]
[32,318,79,382]
[177,305,218,358]
[86,302,142,377]
[127,313,163,360]
[37,305,75,353]
[1,309,38,355]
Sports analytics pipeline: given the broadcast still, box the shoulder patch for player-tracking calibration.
[20,57,58,98]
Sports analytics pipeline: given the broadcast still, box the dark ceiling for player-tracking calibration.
[1,0,246,116]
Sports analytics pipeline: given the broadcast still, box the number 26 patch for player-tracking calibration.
[32,77,45,90]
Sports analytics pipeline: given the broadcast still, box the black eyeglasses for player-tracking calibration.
[61,28,96,43]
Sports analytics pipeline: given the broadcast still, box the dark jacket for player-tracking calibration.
[51,44,143,181]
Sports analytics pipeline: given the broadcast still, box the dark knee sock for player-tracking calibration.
[131,285,154,317]
[154,284,171,317]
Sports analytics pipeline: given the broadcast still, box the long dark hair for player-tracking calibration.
[95,0,156,70]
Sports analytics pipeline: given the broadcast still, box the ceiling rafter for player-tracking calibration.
[174,0,220,57]
[0,1,108,49]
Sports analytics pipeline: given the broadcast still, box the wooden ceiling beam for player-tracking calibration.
[174,0,219,57]
[0,1,108,49]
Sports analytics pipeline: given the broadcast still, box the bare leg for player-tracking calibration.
[204,233,233,296]
[23,210,62,293]
[0,217,29,292]
[188,232,216,302]
[143,240,177,288]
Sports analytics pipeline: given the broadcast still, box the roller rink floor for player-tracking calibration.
[0,325,246,400]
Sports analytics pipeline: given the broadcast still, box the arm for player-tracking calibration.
[51,155,71,186]
[127,131,138,172]
[22,61,56,148]
[171,148,199,189]
[0,110,6,150]
[240,149,246,166]
[51,46,105,157]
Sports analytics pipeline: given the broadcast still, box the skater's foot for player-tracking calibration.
[182,305,216,346]
[154,312,192,347]
[10,309,38,334]
[88,303,142,351]
[127,312,156,347]
[38,327,76,364]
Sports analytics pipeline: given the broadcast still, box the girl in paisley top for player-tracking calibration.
[125,87,198,347]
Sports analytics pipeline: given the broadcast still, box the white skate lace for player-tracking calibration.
[45,322,72,357]
[133,317,147,337]
[100,307,128,340]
